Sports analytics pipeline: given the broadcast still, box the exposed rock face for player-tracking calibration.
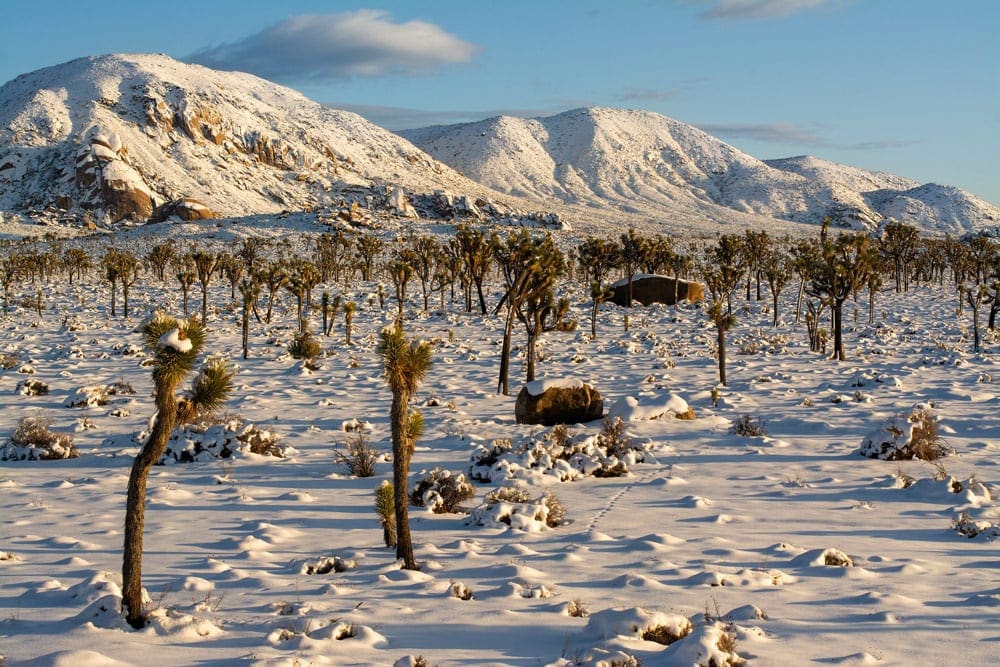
[515,381,604,426]
[611,275,704,307]
[150,197,216,222]
[74,133,155,222]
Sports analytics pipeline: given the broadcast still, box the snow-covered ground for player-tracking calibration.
[1,222,999,666]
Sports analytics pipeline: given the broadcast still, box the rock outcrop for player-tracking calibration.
[515,379,604,426]
[611,275,704,307]
[74,133,155,222]
[150,197,216,222]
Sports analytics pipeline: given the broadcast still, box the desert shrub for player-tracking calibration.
[1,415,77,460]
[288,331,321,360]
[860,406,953,461]
[471,487,566,530]
[642,620,692,646]
[449,581,474,600]
[65,380,136,408]
[334,431,379,477]
[732,414,767,437]
[953,511,1000,539]
[410,468,475,513]
[302,555,355,575]
[469,425,646,483]
[596,416,631,459]
[0,352,19,370]
[566,599,590,618]
[155,415,285,463]
[16,378,49,396]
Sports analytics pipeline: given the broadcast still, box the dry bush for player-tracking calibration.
[2,415,77,460]
[485,486,532,504]
[909,407,951,461]
[0,352,19,370]
[16,378,49,396]
[567,599,590,618]
[543,490,566,527]
[641,618,692,645]
[288,331,321,360]
[597,416,632,459]
[732,414,767,437]
[410,468,475,513]
[450,581,473,600]
[334,431,379,477]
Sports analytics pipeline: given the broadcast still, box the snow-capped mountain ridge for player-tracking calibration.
[403,107,999,235]
[0,53,489,222]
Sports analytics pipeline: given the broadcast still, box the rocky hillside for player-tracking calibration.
[0,54,489,223]
[402,108,1000,235]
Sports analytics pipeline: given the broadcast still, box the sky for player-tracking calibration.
[2,0,998,204]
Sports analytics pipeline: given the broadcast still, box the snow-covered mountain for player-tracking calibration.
[0,54,488,223]
[402,108,1000,235]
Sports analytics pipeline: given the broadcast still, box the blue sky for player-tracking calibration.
[2,1,997,204]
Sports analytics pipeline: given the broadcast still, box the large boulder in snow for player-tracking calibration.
[610,275,704,307]
[74,133,156,222]
[515,379,603,426]
[150,197,217,222]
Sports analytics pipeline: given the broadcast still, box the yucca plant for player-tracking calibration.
[375,481,396,547]
[122,313,233,628]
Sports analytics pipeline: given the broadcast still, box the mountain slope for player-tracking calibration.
[403,108,999,235]
[0,54,483,222]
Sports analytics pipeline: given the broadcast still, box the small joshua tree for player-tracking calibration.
[375,481,396,547]
[122,314,233,628]
[378,323,432,570]
[344,301,356,345]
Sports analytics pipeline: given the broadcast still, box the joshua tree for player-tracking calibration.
[378,323,432,570]
[962,282,988,352]
[122,314,233,628]
[191,251,220,325]
[618,228,645,311]
[239,278,261,359]
[494,231,565,394]
[454,224,494,314]
[285,260,320,333]
[344,301,356,345]
[218,253,244,305]
[879,222,920,292]
[704,268,738,387]
[806,223,872,361]
[576,236,621,286]
[262,262,288,324]
[742,229,771,301]
[711,234,745,315]
[589,281,614,338]
[62,247,91,285]
[389,259,413,319]
[407,235,442,314]
[102,249,122,317]
[761,246,793,327]
[355,233,385,282]
[144,242,175,282]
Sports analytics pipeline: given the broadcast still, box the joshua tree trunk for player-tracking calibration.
[389,389,416,569]
[717,325,728,387]
[122,378,179,628]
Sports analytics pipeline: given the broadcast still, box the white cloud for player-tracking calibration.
[188,10,477,82]
[692,0,835,20]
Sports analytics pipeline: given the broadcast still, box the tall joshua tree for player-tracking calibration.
[122,314,233,628]
[378,323,432,570]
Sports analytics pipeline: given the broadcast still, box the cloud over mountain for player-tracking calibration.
[188,11,477,82]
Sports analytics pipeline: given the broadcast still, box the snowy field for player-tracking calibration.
[1,222,999,666]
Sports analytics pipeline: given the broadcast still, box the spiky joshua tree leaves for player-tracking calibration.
[378,323,431,570]
[122,313,233,628]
